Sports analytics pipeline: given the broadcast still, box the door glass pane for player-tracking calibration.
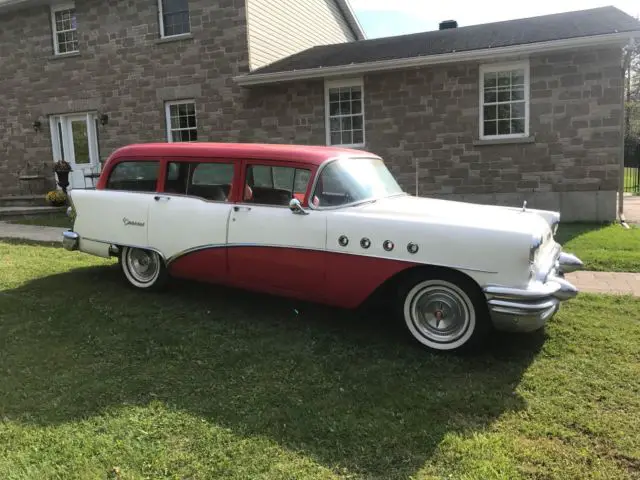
[71,120,90,164]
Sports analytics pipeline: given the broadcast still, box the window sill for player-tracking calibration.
[473,136,536,146]
[327,143,366,149]
[155,33,193,44]
[48,51,81,60]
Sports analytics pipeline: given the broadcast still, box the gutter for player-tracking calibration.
[235,31,640,86]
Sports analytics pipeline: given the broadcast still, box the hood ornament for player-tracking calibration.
[522,200,527,212]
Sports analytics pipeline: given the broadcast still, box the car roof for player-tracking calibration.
[109,142,380,166]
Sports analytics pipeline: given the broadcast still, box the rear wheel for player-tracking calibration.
[119,246,168,290]
[398,271,489,352]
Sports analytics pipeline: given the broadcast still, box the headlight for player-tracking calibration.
[529,234,543,264]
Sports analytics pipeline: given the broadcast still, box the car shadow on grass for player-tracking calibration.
[0,264,546,478]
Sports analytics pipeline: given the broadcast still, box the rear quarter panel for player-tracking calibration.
[71,189,153,249]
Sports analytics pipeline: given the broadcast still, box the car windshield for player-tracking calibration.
[312,158,404,208]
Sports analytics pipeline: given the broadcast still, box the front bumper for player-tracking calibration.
[484,251,584,333]
[62,230,79,251]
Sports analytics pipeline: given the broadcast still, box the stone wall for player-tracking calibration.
[361,47,624,221]
[0,0,251,195]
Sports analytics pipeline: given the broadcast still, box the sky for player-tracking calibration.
[351,0,640,39]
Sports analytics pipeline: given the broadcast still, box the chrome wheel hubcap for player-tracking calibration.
[126,249,159,283]
[410,285,471,343]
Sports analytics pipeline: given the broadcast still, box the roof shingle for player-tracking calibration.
[249,6,640,76]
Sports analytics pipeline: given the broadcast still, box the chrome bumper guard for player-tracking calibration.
[62,230,79,251]
[484,251,584,333]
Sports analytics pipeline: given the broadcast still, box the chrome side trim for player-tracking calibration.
[163,242,498,274]
[167,244,225,264]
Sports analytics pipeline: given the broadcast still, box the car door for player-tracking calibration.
[226,160,328,300]
[72,158,159,249]
[146,158,237,283]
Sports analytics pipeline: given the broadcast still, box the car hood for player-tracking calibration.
[355,195,553,237]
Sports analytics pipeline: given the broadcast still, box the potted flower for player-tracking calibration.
[45,190,67,207]
[53,159,72,194]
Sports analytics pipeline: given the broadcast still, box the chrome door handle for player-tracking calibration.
[233,206,251,212]
[154,195,171,202]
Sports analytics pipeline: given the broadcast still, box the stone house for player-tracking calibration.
[1,1,639,221]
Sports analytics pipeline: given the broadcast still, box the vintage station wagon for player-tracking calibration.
[63,142,584,352]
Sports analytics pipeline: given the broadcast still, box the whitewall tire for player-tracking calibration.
[398,272,489,352]
[120,246,168,290]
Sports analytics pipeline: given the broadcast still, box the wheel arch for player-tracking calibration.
[364,263,487,310]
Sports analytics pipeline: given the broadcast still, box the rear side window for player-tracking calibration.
[106,161,159,192]
[164,161,234,202]
[244,165,311,206]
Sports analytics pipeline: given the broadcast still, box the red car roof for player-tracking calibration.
[108,142,379,166]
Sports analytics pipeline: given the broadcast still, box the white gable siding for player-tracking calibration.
[246,0,356,71]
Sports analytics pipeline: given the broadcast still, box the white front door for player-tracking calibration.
[50,112,100,190]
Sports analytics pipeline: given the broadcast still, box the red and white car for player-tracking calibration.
[63,142,584,352]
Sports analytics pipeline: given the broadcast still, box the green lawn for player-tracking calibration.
[1,240,639,479]
[6,212,71,229]
[556,223,640,272]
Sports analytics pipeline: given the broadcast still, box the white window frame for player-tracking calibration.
[479,60,530,140]
[51,2,78,55]
[324,77,365,148]
[165,100,197,143]
[158,0,191,38]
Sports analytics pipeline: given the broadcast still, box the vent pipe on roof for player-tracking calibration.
[439,20,458,30]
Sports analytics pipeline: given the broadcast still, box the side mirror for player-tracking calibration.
[289,198,309,215]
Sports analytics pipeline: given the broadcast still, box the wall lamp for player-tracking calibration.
[33,119,42,132]
[99,114,109,126]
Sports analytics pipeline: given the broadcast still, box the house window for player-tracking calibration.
[325,78,365,147]
[158,0,191,37]
[480,61,530,139]
[165,101,197,142]
[51,4,78,55]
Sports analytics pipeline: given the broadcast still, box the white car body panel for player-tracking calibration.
[147,194,232,261]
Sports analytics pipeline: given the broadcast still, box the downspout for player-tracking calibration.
[619,39,634,222]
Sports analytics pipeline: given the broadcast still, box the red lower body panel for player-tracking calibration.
[167,246,416,309]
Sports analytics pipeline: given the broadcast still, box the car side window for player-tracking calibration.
[164,161,234,202]
[106,161,160,192]
[244,165,311,206]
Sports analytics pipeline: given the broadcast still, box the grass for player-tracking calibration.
[556,223,640,272]
[5,212,71,228]
[0,240,639,479]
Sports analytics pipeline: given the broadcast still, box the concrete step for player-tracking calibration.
[0,206,65,220]
[0,195,48,208]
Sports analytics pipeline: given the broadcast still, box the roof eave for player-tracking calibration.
[334,0,366,40]
[235,31,640,87]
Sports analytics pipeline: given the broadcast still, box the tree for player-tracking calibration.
[624,36,640,138]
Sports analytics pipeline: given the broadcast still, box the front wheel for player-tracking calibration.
[398,272,489,352]
[119,246,168,291]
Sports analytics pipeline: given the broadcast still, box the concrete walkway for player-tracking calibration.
[1,221,639,297]
[566,271,640,296]
[0,221,65,243]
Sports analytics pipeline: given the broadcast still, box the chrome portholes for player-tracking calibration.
[383,240,395,252]
[407,242,419,254]
[338,235,349,247]
[360,238,371,249]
